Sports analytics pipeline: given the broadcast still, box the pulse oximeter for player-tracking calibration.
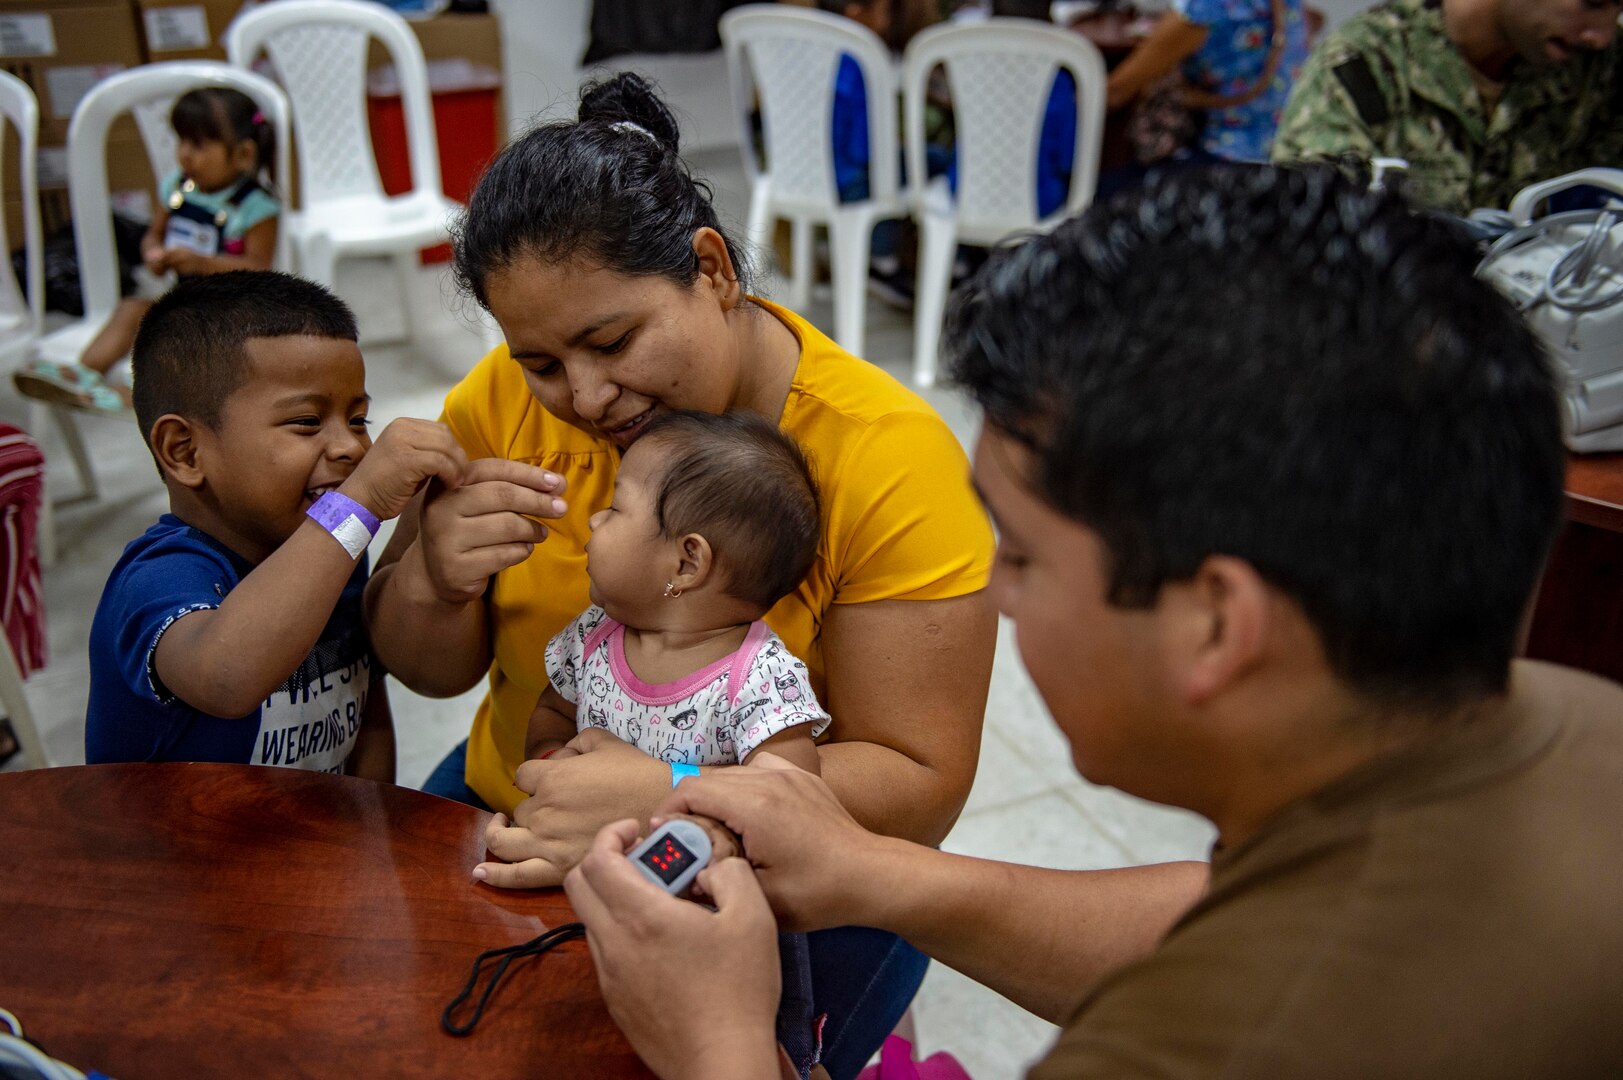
[627,819,713,895]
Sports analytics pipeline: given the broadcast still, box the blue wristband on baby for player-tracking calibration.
[306,490,380,559]
[670,763,701,788]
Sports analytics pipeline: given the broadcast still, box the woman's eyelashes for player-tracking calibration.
[597,331,631,355]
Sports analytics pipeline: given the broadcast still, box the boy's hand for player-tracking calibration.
[340,418,467,521]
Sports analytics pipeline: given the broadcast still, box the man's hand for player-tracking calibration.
[654,753,894,931]
[339,418,467,521]
[565,820,783,1080]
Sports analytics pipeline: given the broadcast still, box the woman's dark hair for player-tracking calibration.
[947,165,1565,710]
[636,410,821,613]
[452,72,751,308]
[171,87,276,188]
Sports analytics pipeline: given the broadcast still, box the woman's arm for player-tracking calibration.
[816,591,996,844]
[1105,12,1210,109]
[363,457,567,697]
[347,678,397,783]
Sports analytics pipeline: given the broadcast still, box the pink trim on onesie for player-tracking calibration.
[599,617,773,707]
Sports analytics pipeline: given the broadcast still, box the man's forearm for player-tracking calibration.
[852,840,1209,1023]
[363,545,492,697]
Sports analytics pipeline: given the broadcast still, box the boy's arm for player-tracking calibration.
[525,683,579,760]
[346,677,395,783]
[742,726,820,776]
[153,419,464,718]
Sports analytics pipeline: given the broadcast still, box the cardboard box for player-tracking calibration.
[132,0,246,62]
[0,2,144,143]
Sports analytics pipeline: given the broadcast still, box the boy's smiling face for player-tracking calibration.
[191,335,372,563]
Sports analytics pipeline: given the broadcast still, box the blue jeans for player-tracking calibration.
[419,739,929,1077]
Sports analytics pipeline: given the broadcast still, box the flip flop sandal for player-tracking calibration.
[68,381,132,416]
[12,359,106,409]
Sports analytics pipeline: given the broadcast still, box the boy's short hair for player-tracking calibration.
[946,165,1565,710]
[637,410,821,612]
[132,271,358,446]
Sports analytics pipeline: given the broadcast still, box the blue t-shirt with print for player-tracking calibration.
[85,514,375,771]
[1175,0,1310,162]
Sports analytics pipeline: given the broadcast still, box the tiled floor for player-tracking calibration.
[0,147,1213,1079]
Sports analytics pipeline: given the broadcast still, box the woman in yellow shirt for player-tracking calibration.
[364,73,995,1076]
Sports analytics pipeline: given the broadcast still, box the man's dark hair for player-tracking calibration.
[946,165,1565,707]
[133,270,357,451]
[637,410,821,612]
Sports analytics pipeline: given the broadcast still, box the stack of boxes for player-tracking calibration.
[0,0,503,262]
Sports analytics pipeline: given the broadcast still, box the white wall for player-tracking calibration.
[490,0,738,150]
[1316,0,1383,30]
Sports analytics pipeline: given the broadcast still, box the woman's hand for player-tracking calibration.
[475,728,668,888]
[415,457,567,605]
[564,820,783,1080]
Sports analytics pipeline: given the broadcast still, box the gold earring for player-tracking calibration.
[664,582,683,598]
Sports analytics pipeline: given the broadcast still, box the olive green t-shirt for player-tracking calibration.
[1032,660,1623,1079]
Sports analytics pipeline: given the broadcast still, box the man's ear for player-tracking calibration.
[149,414,207,490]
[671,532,716,592]
[1163,555,1271,706]
[691,227,742,310]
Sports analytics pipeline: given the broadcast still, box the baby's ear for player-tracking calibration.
[674,532,714,587]
[149,414,205,489]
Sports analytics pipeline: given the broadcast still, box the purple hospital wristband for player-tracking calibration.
[306,490,380,559]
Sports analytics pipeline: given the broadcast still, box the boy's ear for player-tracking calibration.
[149,414,207,490]
[671,533,715,592]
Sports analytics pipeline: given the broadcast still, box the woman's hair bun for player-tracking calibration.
[578,72,682,154]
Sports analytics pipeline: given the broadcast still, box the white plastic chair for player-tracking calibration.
[721,4,907,359]
[0,72,58,566]
[30,63,291,551]
[227,0,459,341]
[902,18,1106,385]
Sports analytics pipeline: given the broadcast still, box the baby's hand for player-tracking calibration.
[339,417,467,521]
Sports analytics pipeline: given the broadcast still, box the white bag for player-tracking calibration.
[1476,168,1623,453]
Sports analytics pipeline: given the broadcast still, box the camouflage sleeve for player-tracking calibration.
[1271,32,1391,184]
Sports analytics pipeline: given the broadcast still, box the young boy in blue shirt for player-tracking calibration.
[86,271,467,777]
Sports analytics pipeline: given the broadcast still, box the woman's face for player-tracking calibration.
[484,247,744,449]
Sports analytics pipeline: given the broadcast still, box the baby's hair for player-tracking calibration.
[171,87,276,188]
[132,271,356,466]
[636,410,821,612]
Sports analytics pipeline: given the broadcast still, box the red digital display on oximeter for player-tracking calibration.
[639,833,697,885]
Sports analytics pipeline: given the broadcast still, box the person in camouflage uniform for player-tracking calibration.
[1271,0,1623,214]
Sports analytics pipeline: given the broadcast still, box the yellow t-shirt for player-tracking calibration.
[442,298,995,813]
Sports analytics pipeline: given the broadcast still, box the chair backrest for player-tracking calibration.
[226,0,443,207]
[0,70,42,346]
[903,18,1106,237]
[720,4,899,214]
[65,62,292,326]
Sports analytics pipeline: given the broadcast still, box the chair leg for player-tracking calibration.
[49,406,97,503]
[829,209,875,358]
[299,235,340,291]
[912,215,957,388]
[788,217,814,312]
[27,402,56,570]
[0,628,47,768]
[746,181,774,265]
[392,251,418,345]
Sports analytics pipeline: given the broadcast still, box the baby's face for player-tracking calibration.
[585,441,670,618]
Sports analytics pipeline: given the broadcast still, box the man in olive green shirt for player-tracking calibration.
[1272,0,1623,214]
[557,167,1623,1078]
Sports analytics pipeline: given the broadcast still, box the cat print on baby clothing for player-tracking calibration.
[543,605,829,766]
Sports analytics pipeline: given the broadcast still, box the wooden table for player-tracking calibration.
[1525,453,1623,683]
[0,764,651,1080]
